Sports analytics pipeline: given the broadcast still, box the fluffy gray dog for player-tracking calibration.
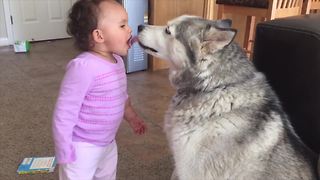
[138,15,319,180]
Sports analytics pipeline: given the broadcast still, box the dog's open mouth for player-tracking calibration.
[139,42,158,53]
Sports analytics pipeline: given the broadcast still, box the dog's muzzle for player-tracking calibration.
[138,42,158,53]
[137,25,158,53]
[138,25,145,33]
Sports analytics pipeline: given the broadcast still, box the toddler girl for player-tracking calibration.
[52,0,146,179]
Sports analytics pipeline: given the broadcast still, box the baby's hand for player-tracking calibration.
[128,116,146,135]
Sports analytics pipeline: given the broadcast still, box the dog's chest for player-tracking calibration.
[163,94,264,178]
[164,92,233,134]
[163,98,236,157]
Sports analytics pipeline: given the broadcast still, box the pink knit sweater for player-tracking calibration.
[52,52,128,163]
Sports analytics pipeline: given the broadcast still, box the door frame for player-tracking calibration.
[1,0,14,46]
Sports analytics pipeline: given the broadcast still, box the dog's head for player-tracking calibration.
[138,15,236,67]
[138,15,252,90]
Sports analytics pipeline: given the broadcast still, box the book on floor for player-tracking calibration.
[17,156,57,175]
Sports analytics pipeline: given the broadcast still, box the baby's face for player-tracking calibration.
[97,1,132,56]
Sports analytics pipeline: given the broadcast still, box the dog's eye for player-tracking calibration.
[165,27,171,35]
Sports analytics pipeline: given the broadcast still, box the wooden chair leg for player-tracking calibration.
[243,16,256,58]
[302,0,311,14]
[243,16,252,51]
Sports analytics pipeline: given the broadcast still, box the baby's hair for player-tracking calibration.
[67,0,107,51]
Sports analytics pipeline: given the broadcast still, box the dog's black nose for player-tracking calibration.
[138,25,145,33]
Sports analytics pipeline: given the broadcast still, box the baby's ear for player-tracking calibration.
[92,29,104,43]
[201,24,237,53]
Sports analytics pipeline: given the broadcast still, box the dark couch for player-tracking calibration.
[252,14,320,154]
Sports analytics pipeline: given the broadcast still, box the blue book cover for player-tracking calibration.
[17,156,57,174]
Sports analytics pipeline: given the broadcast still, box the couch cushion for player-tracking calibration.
[253,14,320,153]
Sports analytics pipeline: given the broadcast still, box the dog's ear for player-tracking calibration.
[216,19,232,28]
[201,25,237,53]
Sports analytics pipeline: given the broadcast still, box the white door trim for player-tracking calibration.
[2,0,13,45]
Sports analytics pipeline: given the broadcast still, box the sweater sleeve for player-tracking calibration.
[52,60,93,164]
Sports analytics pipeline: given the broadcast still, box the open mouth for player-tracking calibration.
[138,42,158,53]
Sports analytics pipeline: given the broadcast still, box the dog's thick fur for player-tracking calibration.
[138,15,319,180]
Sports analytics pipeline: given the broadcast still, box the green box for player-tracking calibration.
[13,41,31,53]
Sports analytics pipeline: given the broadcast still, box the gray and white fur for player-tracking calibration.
[138,15,319,180]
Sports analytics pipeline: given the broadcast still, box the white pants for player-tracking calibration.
[59,141,118,180]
